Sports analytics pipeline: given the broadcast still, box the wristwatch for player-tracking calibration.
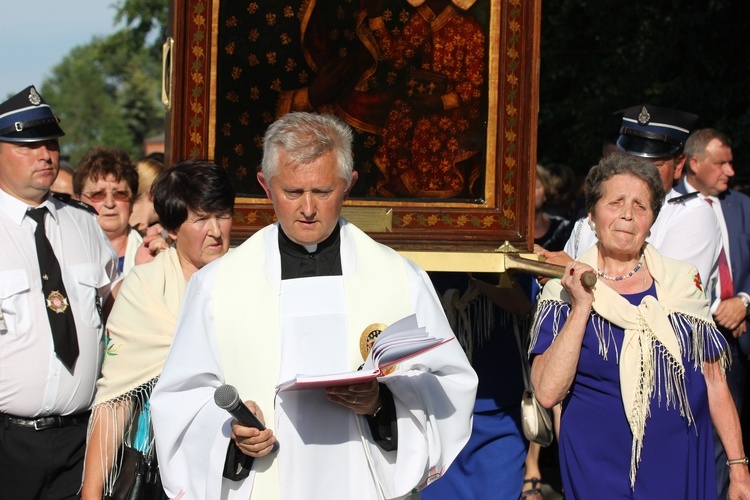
[740,295,750,318]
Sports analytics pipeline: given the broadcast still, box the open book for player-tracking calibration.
[276,314,453,391]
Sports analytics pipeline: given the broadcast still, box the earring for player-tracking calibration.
[588,220,596,232]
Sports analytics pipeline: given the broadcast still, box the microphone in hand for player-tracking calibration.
[214,384,279,453]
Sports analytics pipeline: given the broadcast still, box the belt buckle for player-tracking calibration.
[33,417,55,430]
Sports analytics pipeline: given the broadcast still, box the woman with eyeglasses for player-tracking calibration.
[74,147,164,275]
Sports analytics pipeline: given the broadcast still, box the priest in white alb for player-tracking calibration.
[150,112,478,499]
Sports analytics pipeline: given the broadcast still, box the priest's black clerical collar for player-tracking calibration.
[278,224,342,279]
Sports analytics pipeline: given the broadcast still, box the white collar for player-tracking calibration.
[682,178,716,202]
[0,187,59,226]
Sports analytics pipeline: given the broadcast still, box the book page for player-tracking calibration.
[375,337,452,368]
[276,314,452,392]
[362,314,421,370]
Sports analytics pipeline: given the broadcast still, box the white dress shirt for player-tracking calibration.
[681,179,735,309]
[0,188,119,417]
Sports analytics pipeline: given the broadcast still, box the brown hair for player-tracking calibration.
[74,147,137,197]
[684,128,732,175]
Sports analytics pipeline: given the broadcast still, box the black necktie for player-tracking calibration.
[26,207,79,370]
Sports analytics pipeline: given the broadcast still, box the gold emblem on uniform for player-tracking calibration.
[46,291,69,313]
[359,323,388,360]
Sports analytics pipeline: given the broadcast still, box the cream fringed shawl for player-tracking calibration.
[87,248,187,494]
[529,243,728,488]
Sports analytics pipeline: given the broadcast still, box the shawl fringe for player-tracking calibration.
[85,377,159,496]
[529,298,728,488]
[669,312,730,372]
[440,282,489,362]
[441,280,533,361]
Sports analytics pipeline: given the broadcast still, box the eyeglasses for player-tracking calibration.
[81,190,132,202]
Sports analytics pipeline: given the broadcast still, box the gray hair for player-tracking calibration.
[584,151,665,220]
[261,112,354,185]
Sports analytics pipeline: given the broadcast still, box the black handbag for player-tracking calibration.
[105,446,164,500]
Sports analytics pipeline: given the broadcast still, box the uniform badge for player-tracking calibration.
[360,323,388,360]
[638,105,651,125]
[28,87,42,106]
[46,291,69,313]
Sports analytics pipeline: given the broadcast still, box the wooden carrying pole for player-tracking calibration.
[504,254,597,287]
[399,250,597,287]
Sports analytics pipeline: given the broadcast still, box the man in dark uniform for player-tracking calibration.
[0,85,119,499]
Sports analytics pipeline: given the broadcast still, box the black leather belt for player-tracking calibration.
[1,411,90,431]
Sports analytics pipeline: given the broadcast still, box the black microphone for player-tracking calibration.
[214,384,279,453]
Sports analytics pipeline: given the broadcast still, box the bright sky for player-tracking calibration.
[0,0,122,100]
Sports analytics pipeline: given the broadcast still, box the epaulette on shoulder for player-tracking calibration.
[668,191,699,205]
[51,192,99,215]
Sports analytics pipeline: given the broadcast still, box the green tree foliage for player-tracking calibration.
[538,0,749,184]
[113,0,169,59]
[41,0,167,166]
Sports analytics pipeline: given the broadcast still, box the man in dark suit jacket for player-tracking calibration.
[678,128,750,500]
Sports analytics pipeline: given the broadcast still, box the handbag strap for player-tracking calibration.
[512,314,533,392]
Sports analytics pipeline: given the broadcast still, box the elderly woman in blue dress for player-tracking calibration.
[529,151,750,498]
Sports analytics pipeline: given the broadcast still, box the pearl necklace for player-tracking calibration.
[597,253,644,281]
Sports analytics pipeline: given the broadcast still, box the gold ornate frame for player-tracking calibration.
[165,0,541,254]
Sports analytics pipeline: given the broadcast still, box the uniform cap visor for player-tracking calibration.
[0,122,65,143]
[616,134,680,159]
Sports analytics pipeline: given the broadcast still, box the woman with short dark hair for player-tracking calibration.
[81,159,235,499]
